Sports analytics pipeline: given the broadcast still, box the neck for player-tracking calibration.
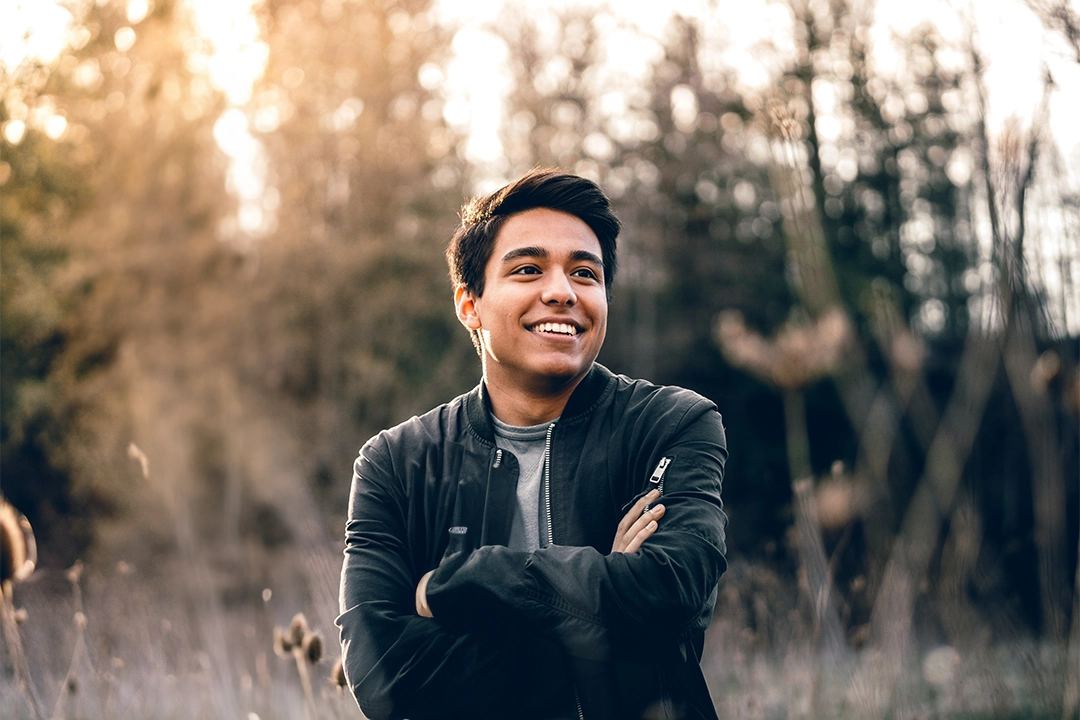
[482,364,590,427]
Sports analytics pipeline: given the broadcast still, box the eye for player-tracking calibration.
[571,267,600,281]
[511,265,541,276]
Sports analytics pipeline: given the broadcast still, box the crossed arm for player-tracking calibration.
[339,409,726,718]
[339,470,674,719]
[415,489,665,617]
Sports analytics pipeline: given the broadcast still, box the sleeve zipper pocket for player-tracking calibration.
[615,456,674,514]
[643,456,671,511]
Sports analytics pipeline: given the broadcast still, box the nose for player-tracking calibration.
[541,269,576,306]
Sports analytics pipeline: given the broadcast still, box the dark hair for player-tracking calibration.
[446,168,620,300]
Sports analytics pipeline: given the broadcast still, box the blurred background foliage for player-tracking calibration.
[1,0,1078,717]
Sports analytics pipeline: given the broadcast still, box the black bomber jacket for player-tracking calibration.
[337,363,728,720]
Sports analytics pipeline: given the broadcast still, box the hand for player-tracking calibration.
[611,489,665,554]
[415,570,434,617]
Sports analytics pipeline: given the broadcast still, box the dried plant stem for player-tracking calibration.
[1001,314,1070,640]
[767,123,841,317]
[0,580,44,720]
[52,566,92,720]
[292,646,317,720]
[784,389,846,718]
[1065,530,1080,720]
[51,620,88,719]
[767,116,901,558]
[971,18,1070,650]
[856,332,1001,713]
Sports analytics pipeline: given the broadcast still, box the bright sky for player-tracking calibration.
[432,0,1080,163]
[3,0,1079,203]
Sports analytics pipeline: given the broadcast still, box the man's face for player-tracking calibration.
[456,207,608,395]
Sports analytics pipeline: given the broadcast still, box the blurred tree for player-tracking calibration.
[763,0,1077,675]
[496,4,605,172]
[1,0,234,567]
[198,0,481,618]
[784,3,973,340]
[244,0,475,490]
[3,0,478,626]
[765,0,979,608]
[1,60,90,561]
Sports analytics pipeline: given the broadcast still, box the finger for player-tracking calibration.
[415,570,434,618]
[623,502,665,541]
[621,519,657,554]
[614,504,665,553]
[617,489,660,534]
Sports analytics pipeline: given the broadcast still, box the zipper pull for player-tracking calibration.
[649,457,671,485]
[645,457,672,512]
[493,448,503,468]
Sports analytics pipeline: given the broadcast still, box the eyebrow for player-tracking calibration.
[500,246,603,267]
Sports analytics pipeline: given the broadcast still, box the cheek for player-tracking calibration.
[591,299,609,331]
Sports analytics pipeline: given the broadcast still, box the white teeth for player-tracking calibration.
[533,322,578,336]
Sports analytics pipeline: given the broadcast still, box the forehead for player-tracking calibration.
[488,208,601,266]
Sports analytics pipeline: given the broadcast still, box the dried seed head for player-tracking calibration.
[0,498,36,584]
[67,560,84,585]
[74,611,87,630]
[332,657,347,688]
[14,608,28,625]
[288,613,307,647]
[303,632,323,664]
[273,626,292,657]
[715,308,851,389]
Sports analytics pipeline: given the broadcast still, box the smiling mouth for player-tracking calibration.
[530,322,580,337]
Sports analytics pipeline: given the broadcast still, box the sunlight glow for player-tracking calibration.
[188,0,267,105]
[0,1,73,70]
[4,0,1078,240]
[186,0,271,237]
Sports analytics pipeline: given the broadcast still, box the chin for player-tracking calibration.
[534,359,592,383]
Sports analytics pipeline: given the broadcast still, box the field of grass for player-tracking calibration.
[2,555,1074,720]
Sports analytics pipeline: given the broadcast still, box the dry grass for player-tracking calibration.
[0,564,353,720]
[1,556,1072,720]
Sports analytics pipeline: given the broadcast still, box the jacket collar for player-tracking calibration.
[465,363,615,443]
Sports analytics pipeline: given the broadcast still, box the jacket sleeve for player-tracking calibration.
[336,436,526,720]
[424,406,727,660]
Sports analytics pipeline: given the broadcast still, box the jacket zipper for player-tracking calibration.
[493,448,503,468]
[644,456,672,511]
[540,421,586,720]
[542,422,556,547]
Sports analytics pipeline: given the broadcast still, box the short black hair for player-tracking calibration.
[446,168,620,300]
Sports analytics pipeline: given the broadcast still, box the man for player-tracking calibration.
[337,169,728,719]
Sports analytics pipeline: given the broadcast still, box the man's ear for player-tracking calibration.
[454,285,483,330]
